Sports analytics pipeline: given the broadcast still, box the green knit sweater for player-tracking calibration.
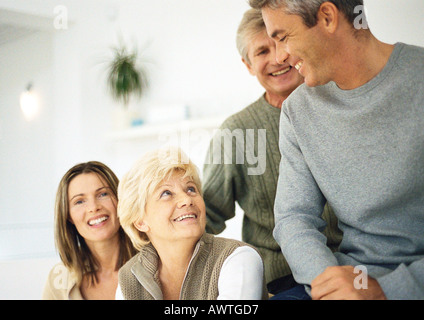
[203,94,342,285]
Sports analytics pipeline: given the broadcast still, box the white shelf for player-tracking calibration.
[106,116,226,141]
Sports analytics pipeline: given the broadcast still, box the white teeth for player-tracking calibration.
[272,67,291,76]
[174,214,196,222]
[295,61,303,71]
[88,216,108,226]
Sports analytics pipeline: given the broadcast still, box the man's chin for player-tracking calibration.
[304,76,327,88]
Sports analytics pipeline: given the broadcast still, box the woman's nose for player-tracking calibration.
[176,192,193,208]
[87,198,101,212]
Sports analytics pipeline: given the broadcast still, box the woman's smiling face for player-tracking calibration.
[68,172,120,244]
[135,171,206,245]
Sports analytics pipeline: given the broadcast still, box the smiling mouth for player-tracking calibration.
[88,216,109,226]
[173,214,197,222]
[294,61,303,71]
[271,66,291,76]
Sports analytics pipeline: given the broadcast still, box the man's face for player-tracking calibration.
[262,6,334,87]
[243,29,304,104]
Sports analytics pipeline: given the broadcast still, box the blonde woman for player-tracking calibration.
[116,148,268,300]
[42,161,137,300]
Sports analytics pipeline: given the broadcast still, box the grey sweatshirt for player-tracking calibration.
[274,43,424,299]
[203,95,342,285]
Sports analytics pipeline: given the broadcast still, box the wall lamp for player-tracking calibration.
[20,83,39,121]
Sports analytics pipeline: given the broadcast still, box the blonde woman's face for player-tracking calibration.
[136,172,206,245]
[68,173,120,245]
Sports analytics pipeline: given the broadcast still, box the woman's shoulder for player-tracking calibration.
[42,261,81,300]
[217,242,267,299]
[203,233,263,260]
[119,251,142,276]
[45,262,71,284]
[206,233,257,250]
[224,245,263,264]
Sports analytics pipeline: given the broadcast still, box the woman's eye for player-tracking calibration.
[187,186,196,193]
[74,199,84,205]
[99,192,109,198]
[160,190,172,198]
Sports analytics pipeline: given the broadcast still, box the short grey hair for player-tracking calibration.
[249,0,364,27]
[236,9,266,65]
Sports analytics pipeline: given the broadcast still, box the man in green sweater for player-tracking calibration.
[202,9,342,296]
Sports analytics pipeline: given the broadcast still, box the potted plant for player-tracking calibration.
[107,44,148,129]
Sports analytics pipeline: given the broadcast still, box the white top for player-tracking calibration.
[115,246,264,300]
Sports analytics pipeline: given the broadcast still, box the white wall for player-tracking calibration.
[365,0,424,47]
[0,31,56,256]
[0,0,423,299]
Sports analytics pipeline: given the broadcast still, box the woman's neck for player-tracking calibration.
[153,238,198,299]
[80,234,121,299]
[156,238,196,271]
[86,233,121,273]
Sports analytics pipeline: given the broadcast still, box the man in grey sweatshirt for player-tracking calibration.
[203,8,343,296]
[249,0,424,299]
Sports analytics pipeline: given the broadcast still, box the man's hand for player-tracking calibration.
[311,266,387,300]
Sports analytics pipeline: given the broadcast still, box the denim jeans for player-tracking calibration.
[270,284,311,300]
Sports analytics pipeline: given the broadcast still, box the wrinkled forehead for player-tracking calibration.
[160,170,194,186]
[148,168,197,193]
[248,28,273,51]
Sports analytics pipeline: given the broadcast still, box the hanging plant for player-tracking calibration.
[107,46,148,107]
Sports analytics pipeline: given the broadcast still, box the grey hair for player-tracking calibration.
[249,0,364,27]
[236,9,266,65]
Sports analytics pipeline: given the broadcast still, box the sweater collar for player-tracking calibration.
[130,233,212,299]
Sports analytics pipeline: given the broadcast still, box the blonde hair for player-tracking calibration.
[54,161,137,286]
[118,147,202,251]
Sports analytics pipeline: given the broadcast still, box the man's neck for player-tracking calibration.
[265,91,288,108]
[333,34,394,90]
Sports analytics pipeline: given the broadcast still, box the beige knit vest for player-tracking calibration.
[118,233,268,300]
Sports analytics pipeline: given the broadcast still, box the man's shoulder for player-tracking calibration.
[399,42,424,56]
[220,95,277,129]
[283,83,327,112]
[396,43,424,70]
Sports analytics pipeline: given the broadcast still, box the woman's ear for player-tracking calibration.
[134,218,149,233]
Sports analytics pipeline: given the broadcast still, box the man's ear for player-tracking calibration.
[242,57,256,76]
[134,218,149,233]
[316,2,339,34]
